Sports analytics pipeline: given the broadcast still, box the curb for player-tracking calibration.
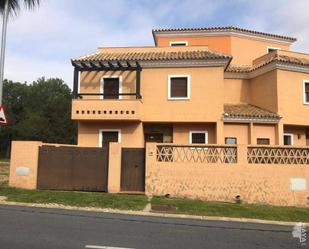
[0,200,307,226]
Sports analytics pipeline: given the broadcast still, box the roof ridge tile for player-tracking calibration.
[152,26,296,42]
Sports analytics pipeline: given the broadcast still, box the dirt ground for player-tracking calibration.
[0,161,9,186]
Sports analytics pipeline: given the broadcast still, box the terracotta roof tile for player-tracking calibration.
[224,104,280,120]
[73,49,231,62]
[225,65,252,73]
[226,53,309,73]
[152,26,296,42]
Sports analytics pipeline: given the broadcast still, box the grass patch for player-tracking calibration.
[151,197,309,222]
[0,183,308,222]
[0,160,9,186]
[0,159,9,164]
[0,187,148,211]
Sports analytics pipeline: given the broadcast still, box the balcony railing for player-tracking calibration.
[76,93,141,99]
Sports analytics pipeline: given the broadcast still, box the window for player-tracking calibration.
[169,41,188,47]
[225,137,237,145]
[283,133,293,145]
[257,138,270,145]
[306,128,309,146]
[267,47,280,53]
[99,129,121,147]
[189,131,208,144]
[100,76,121,100]
[303,81,309,104]
[168,75,190,100]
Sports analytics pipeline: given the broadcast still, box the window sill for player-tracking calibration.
[168,97,190,101]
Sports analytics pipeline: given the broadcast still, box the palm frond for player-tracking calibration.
[23,0,41,10]
[0,0,41,15]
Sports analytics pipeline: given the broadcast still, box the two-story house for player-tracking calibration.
[71,26,309,149]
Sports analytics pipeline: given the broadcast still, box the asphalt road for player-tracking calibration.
[0,204,303,249]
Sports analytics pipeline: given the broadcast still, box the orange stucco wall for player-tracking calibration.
[230,36,289,65]
[78,66,225,123]
[250,70,278,113]
[146,143,309,207]
[252,124,277,145]
[9,141,124,194]
[75,64,309,147]
[78,121,144,148]
[76,64,309,147]
[156,36,231,55]
[173,123,216,144]
[284,125,308,146]
[9,141,77,190]
[9,141,42,189]
[224,123,249,144]
[141,67,224,122]
[156,35,289,65]
[277,70,309,125]
[224,78,251,103]
[77,121,218,148]
[80,70,136,100]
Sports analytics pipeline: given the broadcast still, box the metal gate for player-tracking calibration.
[120,148,145,192]
[37,145,108,191]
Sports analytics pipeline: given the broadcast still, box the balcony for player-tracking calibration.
[71,99,142,121]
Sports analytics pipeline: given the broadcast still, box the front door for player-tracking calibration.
[144,133,164,143]
[103,78,119,99]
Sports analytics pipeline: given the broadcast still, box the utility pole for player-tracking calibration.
[0,0,9,105]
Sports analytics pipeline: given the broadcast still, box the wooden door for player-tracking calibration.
[121,148,145,192]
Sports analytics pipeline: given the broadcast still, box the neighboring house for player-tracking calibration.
[71,26,309,149]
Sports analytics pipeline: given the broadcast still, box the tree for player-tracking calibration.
[0,0,42,105]
[0,78,77,157]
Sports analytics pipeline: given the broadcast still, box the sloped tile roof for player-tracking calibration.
[226,54,309,73]
[72,50,231,62]
[225,65,252,73]
[152,26,296,42]
[224,104,280,120]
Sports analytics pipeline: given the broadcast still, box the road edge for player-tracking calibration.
[0,200,307,226]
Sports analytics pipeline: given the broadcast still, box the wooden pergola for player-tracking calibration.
[71,60,142,99]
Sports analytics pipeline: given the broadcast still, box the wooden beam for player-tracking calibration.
[98,61,109,70]
[73,68,79,98]
[71,60,83,70]
[80,61,92,69]
[108,61,115,68]
[136,67,141,99]
[117,61,124,69]
[136,61,142,70]
[90,61,101,70]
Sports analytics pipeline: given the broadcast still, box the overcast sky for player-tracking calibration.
[4,0,309,88]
